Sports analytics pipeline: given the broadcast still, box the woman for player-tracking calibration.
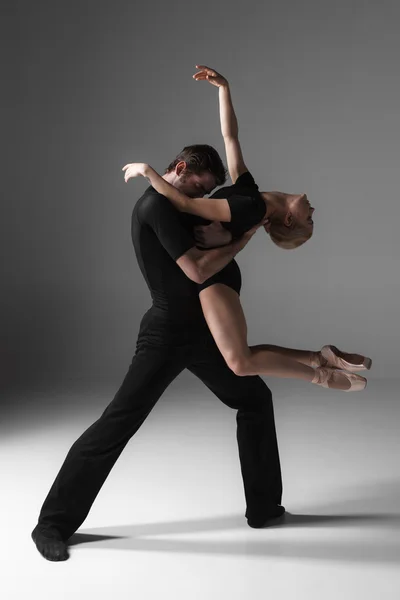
[122,66,371,391]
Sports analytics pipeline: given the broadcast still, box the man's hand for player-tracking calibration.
[193,65,228,88]
[264,218,271,234]
[122,162,149,182]
[236,217,270,250]
[194,221,232,248]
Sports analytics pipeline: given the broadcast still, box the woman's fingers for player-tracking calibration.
[193,65,227,87]
[124,167,134,181]
[195,64,217,75]
[194,66,218,78]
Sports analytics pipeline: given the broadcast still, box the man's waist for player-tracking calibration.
[138,305,211,341]
[150,303,206,323]
[151,294,202,313]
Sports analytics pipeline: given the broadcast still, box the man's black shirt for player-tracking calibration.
[131,170,265,323]
[132,189,205,325]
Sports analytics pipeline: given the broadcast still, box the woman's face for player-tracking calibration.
[262,191,314,244]
[284,193,315,234]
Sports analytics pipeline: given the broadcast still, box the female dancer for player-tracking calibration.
[122,66,371,391]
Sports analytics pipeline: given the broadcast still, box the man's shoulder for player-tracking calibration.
[137,186,163,207]
[135,187,169,218]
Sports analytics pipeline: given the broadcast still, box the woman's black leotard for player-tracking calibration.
[197,170,265,296]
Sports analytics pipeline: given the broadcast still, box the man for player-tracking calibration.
[35,59,310,562]
[31,141,284,561]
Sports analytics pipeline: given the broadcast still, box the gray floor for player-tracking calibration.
[3,373,400,600]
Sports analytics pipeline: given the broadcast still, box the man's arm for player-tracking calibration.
[193,220,233,249]
[139,194,258,284]
[178,233,252,284]
[193,65,249,183]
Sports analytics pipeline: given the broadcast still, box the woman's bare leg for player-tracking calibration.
[251,344,320,367]
[199,284,351,389]
[252,346,365,368]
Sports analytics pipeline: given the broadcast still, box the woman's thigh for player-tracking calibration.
[188,337,272,411]
[199,284,250,366]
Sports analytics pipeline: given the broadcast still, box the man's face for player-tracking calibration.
[178,170,217,198]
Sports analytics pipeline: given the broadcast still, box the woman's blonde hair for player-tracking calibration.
[269,219,312,250]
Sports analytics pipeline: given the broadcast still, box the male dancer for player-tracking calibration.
[31,142,284,562]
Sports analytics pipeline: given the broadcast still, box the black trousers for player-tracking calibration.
[37,309,283,540]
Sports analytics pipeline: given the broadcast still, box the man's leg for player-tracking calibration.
[188,337,283,526]
[32,343,186,559]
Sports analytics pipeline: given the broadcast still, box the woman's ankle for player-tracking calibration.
[309,351,328,368]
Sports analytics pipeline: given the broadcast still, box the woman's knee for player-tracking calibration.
[225,354,253,377]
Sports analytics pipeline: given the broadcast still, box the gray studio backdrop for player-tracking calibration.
[4,0,400,395]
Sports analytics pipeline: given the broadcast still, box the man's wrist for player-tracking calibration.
[197,240,241,281]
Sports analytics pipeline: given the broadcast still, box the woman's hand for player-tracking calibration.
[193,65,228,88]
[122,163,149,182]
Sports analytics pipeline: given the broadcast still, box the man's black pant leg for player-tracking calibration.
[188,340,283,523]
[37,344,186,541]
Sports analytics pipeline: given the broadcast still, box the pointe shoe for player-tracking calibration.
[312,367,367,392]
[319,345,372,372]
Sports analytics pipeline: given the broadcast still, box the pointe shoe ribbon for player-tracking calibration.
[320,345,372,372]
[312,367,367,392]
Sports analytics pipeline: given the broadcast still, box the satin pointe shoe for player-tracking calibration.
[312,367,367,392]
[318,345,372,372]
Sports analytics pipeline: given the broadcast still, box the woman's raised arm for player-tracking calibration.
[193,65,249,184]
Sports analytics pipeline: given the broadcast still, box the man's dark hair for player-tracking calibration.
[164,144,228,187]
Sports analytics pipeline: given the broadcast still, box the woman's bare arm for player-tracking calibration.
[123,162,232,222]
[193,65,248,183]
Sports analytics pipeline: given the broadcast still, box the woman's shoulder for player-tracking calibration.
[209,171,259,199]
[232,170,259,190]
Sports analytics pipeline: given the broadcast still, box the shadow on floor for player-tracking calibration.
[68,510,400,565]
